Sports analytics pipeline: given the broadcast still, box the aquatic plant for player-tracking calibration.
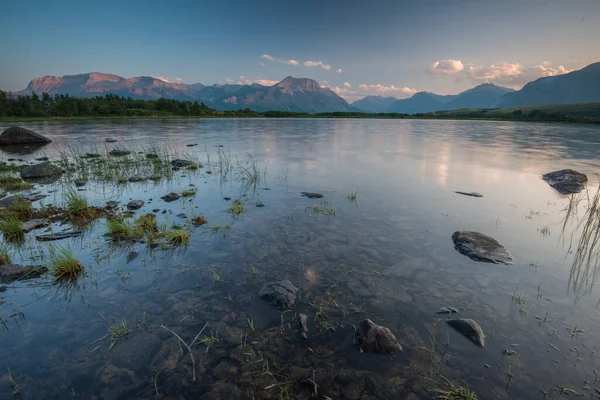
[433,376,477,399]
[228,200,245,215]
[49,248,85,282]
[210,267,222,284]
[160,322,208,382]
[0,247,10,264]
[106,219,136,241]
[134,214,159,234]
[347,187,359,202]
[0,176,33,192]
[0,218,24,242]
[191,215,207,226]
[63,191,104,225]
[99,313,131,351]
[181,188,197,197]
[164,230,189,246]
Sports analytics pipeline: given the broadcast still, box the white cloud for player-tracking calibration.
[151,75,183,84]
[465,61,572,88]
[428,60,464,76]
[344,82,351,88]
[320,80,329,87]
[358,83,417,98]
[331,86,361,102]
[226,76,278,86]
[304,60,332,70]
[337,68,343,73]
[261,54,299,66]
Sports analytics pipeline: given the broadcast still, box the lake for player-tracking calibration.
[1,118,600,399]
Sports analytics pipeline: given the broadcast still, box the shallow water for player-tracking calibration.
[1,118,600,399]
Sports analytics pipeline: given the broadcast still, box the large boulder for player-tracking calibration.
[452,231,514,264]
[21,162,63,181]
[354,319,402,354]
[446,319,485,348]
[0,126,51,145]
[259,280,299,308]
[0,264,48,283]
[542,169,587,194]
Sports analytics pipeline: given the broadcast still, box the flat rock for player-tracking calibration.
[452,231,514,264]
[446,319,485,348]
[354,319,402,354]
[542,169,587,194]
[0,264,48,283]
[22,218,50,232]
[161,193,180,202]
[108,149,131,157]
[436,307,459,315]
[0,126,52,145]
[128,176,146,183]
[301,192,324,199]
[74,180,87,187]
[34,156,49,161]
[259,280,299,308]
[127,200,144,210]
[176,213,187,219]
[0,194,46,207]
[84,153,102,158]
[455,191,483,197]
[35,230,83,242]
[21,162,63,181]
[106,200,120,209]
[171,159,194,168]
[105,138,118,143]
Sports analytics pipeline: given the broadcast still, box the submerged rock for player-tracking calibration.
[21,162,63,181]
[176,213,187,219]
[171,159,194,168]
[22,218,50,233]
[301,192,324,199]
[0,194,46,207]
[446,318,485,348]
[0,126,52,145]
[84,153,102,158]
[74,180,87,187]
[128,176,146,183]
[542,169,587,194]
[452,231,514,264]
[0,264,48,283]
[105,137,118,143]
[34,156,49,161]
[455,191,483,198]
[127,200,144,210]
[126,251,139,264]
[354,319,402,354]
[259,280,299,308]
[161,192,180,202]
[297,313,309,339]
[108,149,131,157]
[35,230,83,241]
[436,307,459,315]
[106,200,120,209]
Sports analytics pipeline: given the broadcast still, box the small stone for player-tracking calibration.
[161,193,180,202]
[446,319,485,348]
[301,192,324,199]
[262,187,271,190]
[354,319,402,354]
[455,191,483,197]
[84,153,102,158]
[127,200,144,210]
[105,138,118,143]
[128,176,146,183]
[152,209,160,213]
[171,159,194,168]
[176,213,187,219]
[224,197,231,201]
[542,169,588,194]
[22,218,50,233]
[259,280,299,308]
[108,149,131,156]
[452,231,514,264]
[436,307,459,315]
[106,200,120,209]
[21,162,63,181]
[74,180,87,187]
[256,202,265,208]
[161,210,167,214]
[502,348,518,356]
[126,251,139,264]
[297,313,308,335]
[34,157,49,161]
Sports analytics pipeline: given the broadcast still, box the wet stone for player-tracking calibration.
[152,208,160,213]
[436,307,459,314]
[84,153,102,158]
[127,200,144,210]
[0,264,48,283]
[106,200,120,209]
[128,176,146,182]
[446,318,485,348]
[21,162,63,181]
[542,169,588,194]
[0,126,52,145]
[170,159,194,168]
[108,149,131,156]
[74,180,87,187]
[176,213,187,219]
[22,218,50,232]
[223,197,231,201]
[354,318,402,354]
[301,192,324,199]
[35,230,83,242]
[452,231,514,264]
[34,156,49,161]
[105,137,118,143]
[161,193,180,202]
[126,251,139,264]
[259,280,299,308]
[455,191,483,197]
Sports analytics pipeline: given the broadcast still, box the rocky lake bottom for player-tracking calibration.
[1,118,600,399]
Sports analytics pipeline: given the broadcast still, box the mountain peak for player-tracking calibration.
[275,76,322,91]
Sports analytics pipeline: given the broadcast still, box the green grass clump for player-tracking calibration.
[0,247,11,264]
[0,218,24,242]
[347,187,359,202]
[106,219,136,241]
[189,163,200,170]
[306,206,336,216]
[433,377,477,400]
[227,200,245,215]
[0,176,33,192]
[50,249,85,282]
[117,177,128,184]
[164,230,189,246]
[181,188,197,197]
[5,199,34,220]
[134,214,159,234]
[191,215,207,226]
[149,174,162,181]
[63,191,104,225]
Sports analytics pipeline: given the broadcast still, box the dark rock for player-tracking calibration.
[22,194,46,202]
[0,286,5,292]
[259,280,299,308]
[146,153,159,159]
[186,144,196,147]
[106,200,120,209]
[152,208,160,213]
[0,126,52,145]
[127,200,144,210]
[542,169,588,194]
[206,170,212,174]
[35,230,83,242]
[126,251,139,264]
[21,162,63,181]
[34,156,49,161]
[452,231,514,264]
[7,158,16,161]
[446,319,485,347]
[436,307,459,315]
[262,187,271,190]
[216,144,224,147]
[223,197,231,201]
[354,319,402,354]
[455,191,483,197]
[74,180,87,187]
[0,195,19,207]
[256,201,265,208]
[161,210,167,214]
[0,264,48,283]
[176,213,187,219]
[161,193,180,202]
[108,149,131,157]
[105,138,118,143]
[128,176,146,182]
[123,211,136,217]
[171,159,194,168]
[84,153,102,158]
[22,218,50,232]
[301,192,324,199]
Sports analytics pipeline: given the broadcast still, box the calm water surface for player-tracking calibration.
[1,118,600,399]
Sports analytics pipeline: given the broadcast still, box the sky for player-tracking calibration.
[1,0,599,102]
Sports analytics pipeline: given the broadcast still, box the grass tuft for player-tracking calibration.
[433,376,477,399]
[191,215,207,226]
[0,176,34,192]
[228,200,245,215]
[181,188,197,197]
[63,191,104,225]
[0,218,24,242]
[50,248,85,282]
[0,247,11,264]
[165,230,189,246]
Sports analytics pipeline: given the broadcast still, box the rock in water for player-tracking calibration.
[455,191,483,198]
[0,264,48,283]
[22,218,50,232]
[35,230,83,241]
[542,169,587,194]
[21,162,63,180]
[437,307,459,315]
[301,192,324,199]
[354,319,402,354]
[127,200,144,210]
[259,280,299,308]
[297,313,309,339]
[446,319,485,348]
[0,126,52,145]
[161,193,181,202]
[128,176,146,182]
[126,251,139,264]
[171,159,194,168]
[452,231,514,264]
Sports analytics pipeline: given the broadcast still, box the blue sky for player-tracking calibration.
[1,0,599,101]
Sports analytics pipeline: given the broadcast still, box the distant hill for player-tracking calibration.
[14,73,352,113]
[351,96,398,113]
[385,84,513,114]
[494,62,600,108]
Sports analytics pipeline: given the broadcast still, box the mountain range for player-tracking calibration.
[10,62,600,114]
